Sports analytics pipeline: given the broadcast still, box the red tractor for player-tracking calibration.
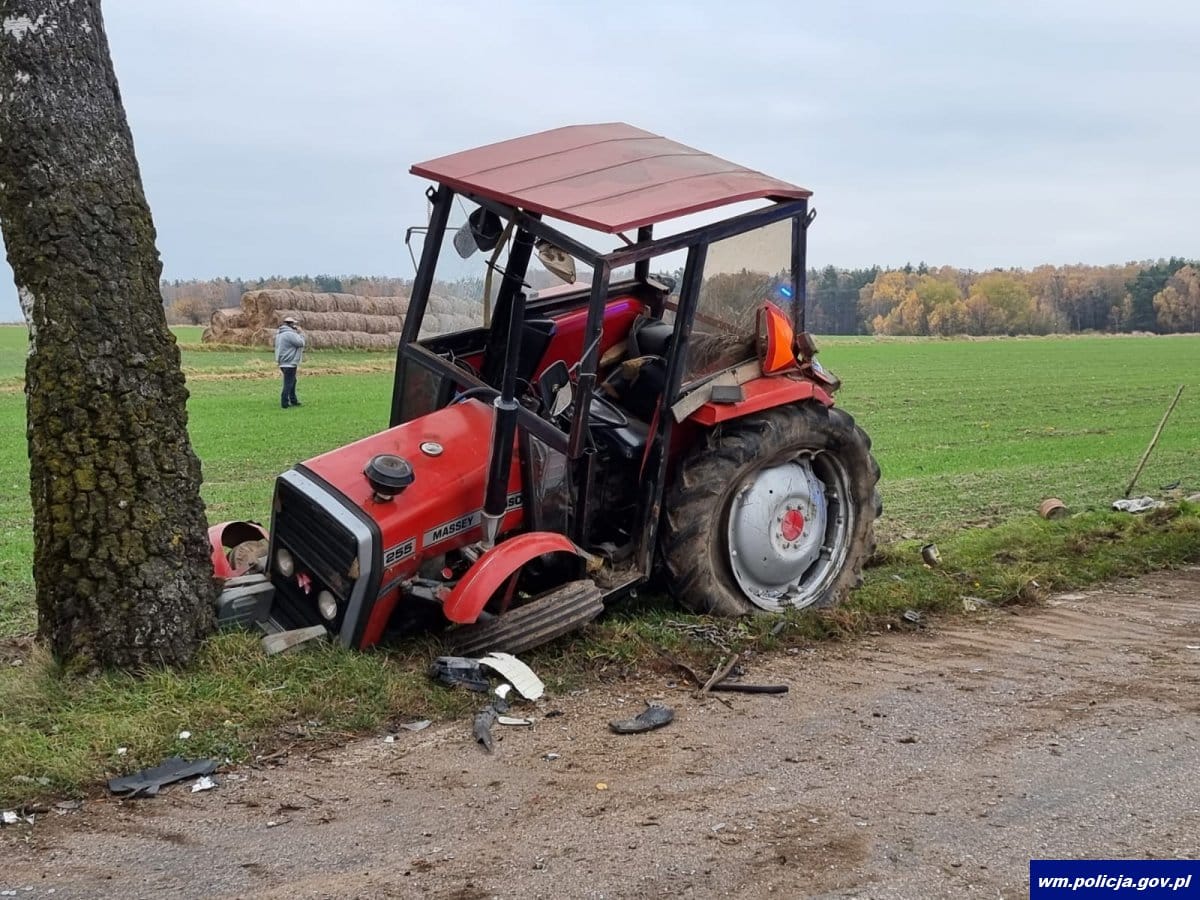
[225,123,881,655]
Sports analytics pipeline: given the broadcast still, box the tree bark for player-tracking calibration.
[0,0,215,670]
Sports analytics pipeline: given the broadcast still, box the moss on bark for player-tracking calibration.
[0,0,215,671]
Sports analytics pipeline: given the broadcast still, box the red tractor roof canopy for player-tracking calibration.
[411,122,811,234]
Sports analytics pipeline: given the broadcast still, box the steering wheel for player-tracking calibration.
[588,393,629,429]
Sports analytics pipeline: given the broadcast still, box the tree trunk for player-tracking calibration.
[0,0,215,670]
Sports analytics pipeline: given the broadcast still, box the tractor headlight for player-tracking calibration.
[275,548,294,577]
[317,590,338,621]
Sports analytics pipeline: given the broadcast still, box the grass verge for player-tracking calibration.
[2,504,1197,809]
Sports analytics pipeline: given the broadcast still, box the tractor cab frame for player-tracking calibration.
[250,123,878,654]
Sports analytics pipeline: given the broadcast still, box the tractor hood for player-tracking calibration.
[299,398,524,579]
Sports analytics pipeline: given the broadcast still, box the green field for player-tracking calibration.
[2,325,1198,635]
[2,324,1199,805]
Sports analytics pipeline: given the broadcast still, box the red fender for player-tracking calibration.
[443,532,582,624]
[688,377,833,427]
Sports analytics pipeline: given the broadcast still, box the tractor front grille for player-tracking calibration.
[270,479,360,632]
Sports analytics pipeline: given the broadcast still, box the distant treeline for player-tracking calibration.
[162,258,1200,336]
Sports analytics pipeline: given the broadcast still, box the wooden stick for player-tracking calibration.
[698,653,740,696]
[1124,384,1185,498]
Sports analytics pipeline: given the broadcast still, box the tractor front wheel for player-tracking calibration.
[661,403,881,616]
[446,579,604,657]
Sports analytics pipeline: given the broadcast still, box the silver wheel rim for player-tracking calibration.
[725,451,853,612]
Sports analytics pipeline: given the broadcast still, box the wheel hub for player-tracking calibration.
[780,508,806,542]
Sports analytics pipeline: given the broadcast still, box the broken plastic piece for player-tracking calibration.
[429,656,491,692]
[107,757,218,797]
[400,719,432,732]
[190,776,217,793]
[473,707,498,752]
[262,625,327,656]
[1112,496,1165,513]
[476,652,545,700]
[497,715,532,727]
[609,702,675,734]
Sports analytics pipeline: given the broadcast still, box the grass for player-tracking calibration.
[1,324,1199,807]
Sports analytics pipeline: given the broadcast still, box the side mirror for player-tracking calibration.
[539,360,572,417]
[452,207,504,259]
[536,239,577,284]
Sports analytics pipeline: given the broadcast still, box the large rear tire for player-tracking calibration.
[446,579,604,657]
[661,403,881,615]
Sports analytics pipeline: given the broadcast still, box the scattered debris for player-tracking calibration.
[116,747,128,756]
[1186,645,1200,651]
[1038,498,1068,520]
[543,752,561,761]
[473,707,499,753]
[262,625,328,656]
[769,619,786,636]
[897,735,919,744]
[54,800,82,812]
[399,719,432,732]
[711,682,788,694]
[656,649,704,688]
[497,716,532,727]
[494,684,512,701]
[2,809,34,826]
[596,782,608,791]
[609,702,675,734]
[428,656,491,692]
[920,543,941,566]
[544,709,564,719]
[107,757,218,798]
[962,596,991,612]
[1112,496,1165,513]
[476,652,545,700]
[901,609,925,627]
[663,619,733,652]
[190,776,218,793]
[383,735,396,744]
[699,653,741,696]
[178,731,191,740]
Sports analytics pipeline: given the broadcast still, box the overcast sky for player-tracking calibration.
[2,0,1198,321]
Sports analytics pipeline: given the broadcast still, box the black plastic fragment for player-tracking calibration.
[107,757,217,797]
[609,703,675,734]
[429,656,491,692]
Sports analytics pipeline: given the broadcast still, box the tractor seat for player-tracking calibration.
[600,354,666,423]
[627,315,673,357]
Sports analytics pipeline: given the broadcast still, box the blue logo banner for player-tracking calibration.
[1031,860,1200,897]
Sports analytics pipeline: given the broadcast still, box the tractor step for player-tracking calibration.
[447,579,604,657]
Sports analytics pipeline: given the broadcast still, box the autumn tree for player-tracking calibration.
[1153,266,1200,333]
[0,0,215,670]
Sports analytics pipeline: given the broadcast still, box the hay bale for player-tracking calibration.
[273,310,403,334]
[203,307,249,342]
[241,290,409,324]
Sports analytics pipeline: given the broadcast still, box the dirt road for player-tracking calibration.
[4,568,1199,899]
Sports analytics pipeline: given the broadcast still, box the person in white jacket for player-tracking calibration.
[274,316,307,408]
